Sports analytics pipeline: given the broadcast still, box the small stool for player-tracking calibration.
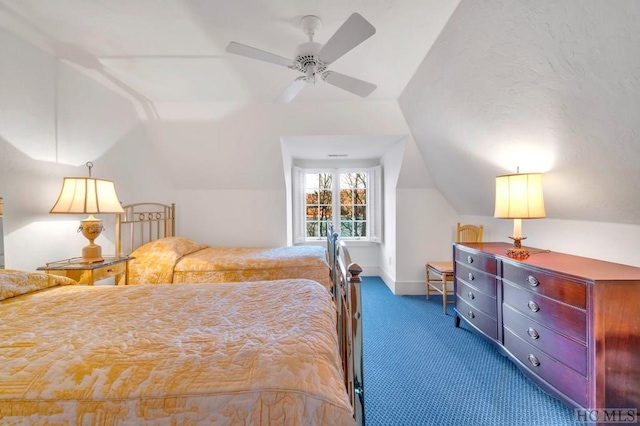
[425,262,455,314]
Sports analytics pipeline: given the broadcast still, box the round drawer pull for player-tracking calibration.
[468,311,475,319]
[466,255,473,264]
[527,275,539,287]
[527,354,541,367]
[527,327,540,339]
[527,300,540,312]
[468,291,475,300]
[468,272,475,281]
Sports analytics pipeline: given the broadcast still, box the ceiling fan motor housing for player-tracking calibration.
[292,41,326,82]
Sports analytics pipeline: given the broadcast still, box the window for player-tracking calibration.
[293,166,381,243]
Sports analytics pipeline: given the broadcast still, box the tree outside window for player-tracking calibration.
[305,172,333,238]
[339,172,367,238]
[304,171,368,239]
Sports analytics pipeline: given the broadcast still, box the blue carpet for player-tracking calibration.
[361,276,577,426]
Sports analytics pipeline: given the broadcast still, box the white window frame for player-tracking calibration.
[293,166,382,243]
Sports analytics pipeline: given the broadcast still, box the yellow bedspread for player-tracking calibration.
[0,278,354,425]
[127,237,333,291]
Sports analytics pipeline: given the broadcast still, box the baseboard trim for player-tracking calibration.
[389,280,427,296]
[359,272,426,296]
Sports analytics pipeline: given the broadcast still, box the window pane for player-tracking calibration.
[305,189,318,204]
[319,205,332,219]
[337,172,368,239]
[319,189,332,204]
[319,173,332,190]
[306,206,318,220]
[319,220,332,237]
[340,222,353,237]
[340,205,353,219]
[307,222,318,237]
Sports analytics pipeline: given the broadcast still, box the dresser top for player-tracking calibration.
[457,242,640,282]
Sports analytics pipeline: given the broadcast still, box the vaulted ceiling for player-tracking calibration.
[0,0,458,104]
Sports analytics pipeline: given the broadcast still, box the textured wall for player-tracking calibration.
[400,0,640,224]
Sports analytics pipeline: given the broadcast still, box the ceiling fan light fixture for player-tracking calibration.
[306,63,317,83]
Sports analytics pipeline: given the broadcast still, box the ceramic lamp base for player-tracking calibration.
[81,243,104,263]
[506,236,529,260]
[78,216,105,263]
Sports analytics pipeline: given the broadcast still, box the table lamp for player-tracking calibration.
[50,162,124,263]
[494,171,545,260]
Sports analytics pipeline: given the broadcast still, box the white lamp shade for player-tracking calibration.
[50,177,124,214]
[494,173,546,219]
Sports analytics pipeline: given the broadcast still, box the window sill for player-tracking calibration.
[300,239,379,248]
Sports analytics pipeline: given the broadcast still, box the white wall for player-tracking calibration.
[0,28,172,271]
[394,0,640,294]
[459,215,640,269]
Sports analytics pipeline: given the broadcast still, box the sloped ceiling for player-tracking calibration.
[0,0,460,178]
[0,0,458,104]
[400,0,640,224]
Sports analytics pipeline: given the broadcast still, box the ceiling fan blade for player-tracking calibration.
[317,13,376,65]
[276,77,307,103]
[226,42,294,68]
[324,72,376,98]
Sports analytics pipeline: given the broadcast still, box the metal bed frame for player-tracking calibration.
[115,203,175,256]
[329,231,365,426]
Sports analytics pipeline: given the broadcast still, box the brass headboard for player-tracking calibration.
[115,203,175,256]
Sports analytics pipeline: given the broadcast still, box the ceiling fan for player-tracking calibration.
[226,13,377,103]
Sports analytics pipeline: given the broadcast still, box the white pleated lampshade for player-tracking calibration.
[494,173,546,219]
[50,177,124,214]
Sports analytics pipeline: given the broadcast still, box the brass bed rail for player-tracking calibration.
[115,203,175,256]
[329,231,365,426]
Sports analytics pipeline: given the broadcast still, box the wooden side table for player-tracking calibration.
[37,255,133,285]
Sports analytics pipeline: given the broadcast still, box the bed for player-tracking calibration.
[115,203,333,291]
[0,237,365,425]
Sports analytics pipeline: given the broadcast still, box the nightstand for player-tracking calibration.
[37,255,134,285]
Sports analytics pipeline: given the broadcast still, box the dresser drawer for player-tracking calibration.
[503,282,586,343]
[456,297,498,340]
[502,262,586,309]
[455,247,497,275]
[455,262,497,297]
[503,304,587,376]
[456,280,497,318]
[504,330,588,407]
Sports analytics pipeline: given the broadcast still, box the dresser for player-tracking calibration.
[454,242,640,412]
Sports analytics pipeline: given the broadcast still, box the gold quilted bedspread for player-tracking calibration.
[128,237,333,291]
[0,278,354,425]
